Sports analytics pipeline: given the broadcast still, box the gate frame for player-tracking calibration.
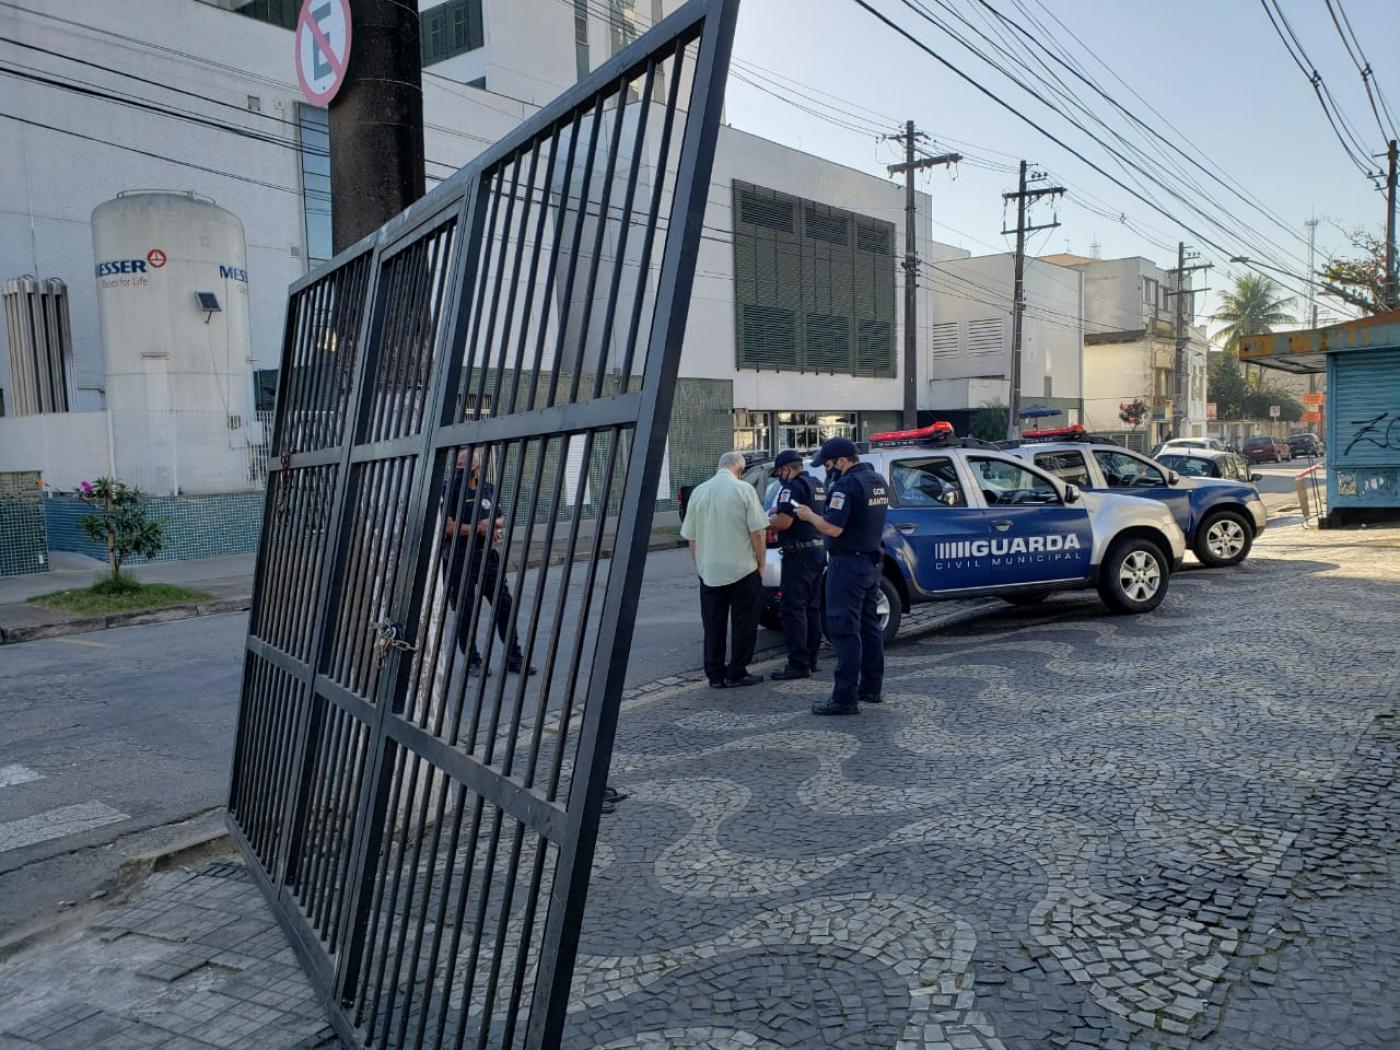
[227,1,740,1045]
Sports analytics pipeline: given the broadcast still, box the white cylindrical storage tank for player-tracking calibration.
[91,190,256,495]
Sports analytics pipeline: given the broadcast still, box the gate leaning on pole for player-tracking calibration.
[226,2,738,1045]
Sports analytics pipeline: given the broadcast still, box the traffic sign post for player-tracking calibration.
[1269,404,1281,419]
[295,0,352,106]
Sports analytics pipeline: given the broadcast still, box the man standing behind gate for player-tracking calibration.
[792,437,889,715]
[680,451,768,689]
[442,448,534,677]
[767,449,826,680]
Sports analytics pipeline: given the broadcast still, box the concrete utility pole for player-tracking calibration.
[1003,161,1064,440]
[887,122,959,429]
[329,0,426,252]
[1167,242,1212,439]
[1386,139,1398,310]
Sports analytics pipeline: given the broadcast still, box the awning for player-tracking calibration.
[1238,310,1400,374]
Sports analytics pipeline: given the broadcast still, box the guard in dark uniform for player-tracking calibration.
[442,449,535,676]
[768,449,826,680]
[792,437,889,715]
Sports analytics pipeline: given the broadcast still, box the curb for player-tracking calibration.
[0,597,252,646]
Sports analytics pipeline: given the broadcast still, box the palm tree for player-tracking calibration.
[1211,273,1297,354]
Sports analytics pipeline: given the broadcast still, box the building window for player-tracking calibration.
[1143,277,1158,308]
[255,369,279,414]
[298,104,333,269]
[733,410,772,455]
[574,0,590,80]
[776,411,855,452]
[421,0,484,66]
[609,0,639,56]
[733,181,896,378]
[196,0,298,30]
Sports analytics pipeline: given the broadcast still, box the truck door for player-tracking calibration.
[885,455,990,597]
[966,455,1093,587]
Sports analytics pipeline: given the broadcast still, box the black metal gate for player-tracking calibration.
[227,3,737,1044]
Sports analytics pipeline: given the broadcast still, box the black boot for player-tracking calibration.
[810,698,859,716]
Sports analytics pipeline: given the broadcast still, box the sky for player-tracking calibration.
[717,0,1398,331]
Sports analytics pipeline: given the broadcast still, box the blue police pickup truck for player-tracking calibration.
[761,422,1187,644]
[1000,426,1268,568]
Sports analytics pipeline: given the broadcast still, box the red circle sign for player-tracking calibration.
[147,248,167,268]
[295,0,352,107]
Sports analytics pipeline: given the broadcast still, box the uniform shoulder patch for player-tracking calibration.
[829,491,846,510]
[779,487,791,502]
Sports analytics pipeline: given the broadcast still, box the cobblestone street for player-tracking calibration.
[2,518,1397,1049]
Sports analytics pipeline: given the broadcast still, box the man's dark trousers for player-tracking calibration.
[779,546,824,673]
[825,552,884,706]
[450,548,521,662]
[700,571,762,684]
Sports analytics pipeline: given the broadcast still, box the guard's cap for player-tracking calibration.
[811,436,858,467]
[773,449,804,470]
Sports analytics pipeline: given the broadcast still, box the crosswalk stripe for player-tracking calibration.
[0,765,43,789]
[0,801,129,854]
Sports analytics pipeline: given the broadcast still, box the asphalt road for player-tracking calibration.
[0,545,767,937]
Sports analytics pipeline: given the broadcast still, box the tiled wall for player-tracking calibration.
[45,491,266,564]
[0,472,48,576]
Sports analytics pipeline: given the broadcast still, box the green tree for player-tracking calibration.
[1206,349,1303,421]
[1206,349,1251,418]
[1211,273,1297,353]
[1320,226,1390,315]
[78,478,166,582]
[970,402,1008,442]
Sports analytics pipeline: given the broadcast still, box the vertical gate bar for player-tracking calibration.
[228,276,308,819]
[310,702,352,929]
[485,143,542,417]
[618,39,686,391]
[270,234,390,893]
[475,812,529,1043]
[527,3,739,1044]
[372,749,428,1048]
[589,59,657,400]
[525,112,582,414]
[503,129,560,417]
[437,791,488,1050]
[412,779,471,1048]
[546,99,605,410]
[455,167,506,424]
[457,806,510,1050]
[335,181,489,1010]
[565,77,631,403]
[544,429,623,800]
[468,159,522,420]
[498,829,551,1047]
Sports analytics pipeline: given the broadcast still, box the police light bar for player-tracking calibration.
[1021,424,1088,443]
[869,421,956,447]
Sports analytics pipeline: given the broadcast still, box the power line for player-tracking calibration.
[896,0,1317,280]
[1257,0,1379,179]
[1323,0,1400,141]
[847,0,1327,309]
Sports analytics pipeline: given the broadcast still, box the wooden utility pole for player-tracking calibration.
[1306,216,1319,394]
[887,122,959,428]
[1167,242,1211,439]
[1386,138,1398,310]
[1002,161,1063,440]
[329,0,426,251]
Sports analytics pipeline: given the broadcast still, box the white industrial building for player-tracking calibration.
[1,0,965,503]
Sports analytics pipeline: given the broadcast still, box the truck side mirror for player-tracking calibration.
[1167,470,1180,485]
[1063,483,1081,503]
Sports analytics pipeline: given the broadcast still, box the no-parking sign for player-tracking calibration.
[295,0,352,107]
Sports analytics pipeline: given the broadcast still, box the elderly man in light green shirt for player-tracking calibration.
[680,451,769,689]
